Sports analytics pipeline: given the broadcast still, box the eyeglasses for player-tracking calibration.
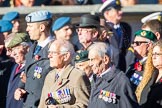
[132,41,148,46]
[48,51,68,56]
[76,28,94,33]
[152,52,162,56]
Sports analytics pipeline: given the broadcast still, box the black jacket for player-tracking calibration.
[0,49,14,108]
[140,70,162,108]
[106,22,132,71]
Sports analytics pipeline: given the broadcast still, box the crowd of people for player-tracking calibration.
[1,0,162,108]
[0,0,161,7]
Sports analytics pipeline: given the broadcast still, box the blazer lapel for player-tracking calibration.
[53,65,74,91]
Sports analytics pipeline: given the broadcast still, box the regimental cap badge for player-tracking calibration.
[140,31,147,37]
[25,16,32,23]
[74,50,89,63]
[158,15,162,21]
[116,0,120,5]
[75,55,80,60]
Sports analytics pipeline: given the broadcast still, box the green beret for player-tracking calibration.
[75,50,89,63]
[7,33,31,48]
[134,30,157,42]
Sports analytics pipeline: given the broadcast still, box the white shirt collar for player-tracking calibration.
[100,65,115,77]
[37,36,54,48]
[114,24,120,29]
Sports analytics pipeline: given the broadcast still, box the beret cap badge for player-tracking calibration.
[75,55,80,60]
[140,31,146,37]
[116,0,120,5]
[26,16,31,23]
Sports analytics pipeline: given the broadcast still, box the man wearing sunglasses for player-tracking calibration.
[125,30,157,91]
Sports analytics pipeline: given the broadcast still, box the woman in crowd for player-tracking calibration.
[136,39,162,108]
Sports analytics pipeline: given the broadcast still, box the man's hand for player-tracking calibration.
[20,72,26,83]
[14,88,26,100]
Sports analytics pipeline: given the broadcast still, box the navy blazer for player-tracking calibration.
[88,69,138,108]
[19,42,52,108]
[88,68,139,108]
[6,64,24,108]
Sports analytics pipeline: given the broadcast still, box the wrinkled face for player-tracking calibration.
[55,25,72,40]
[132,36,149,58]
[88,50,106,76]
[75,60,92,76]
[20,0,35,7]
[26,23,40,41]
[152,46,162,70]
[104,8,123,24]
[11,45,28,64]
[77,28,95,45]
[12,19,20,33]
[48,43,67,68]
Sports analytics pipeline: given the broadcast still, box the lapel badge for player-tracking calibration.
[37,73,41,79]
[34,55,40,60]
[58,81,62,86]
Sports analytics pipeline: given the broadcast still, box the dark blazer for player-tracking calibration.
[6,64,24,108]
[20,42,52,108]
[88,67,139,108]
[125,54,146,92]
[0,50,14,108]
[139,70,162,108]
[106,22,132,71]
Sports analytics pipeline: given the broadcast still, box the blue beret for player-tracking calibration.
[99,0,121,13]
[2,11,19,21]
[0,20,13,33]
[25,10,52,23]
[52,17,71,31]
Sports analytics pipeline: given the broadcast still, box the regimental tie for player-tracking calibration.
[55,73,59,81]
[15,64,22,75]
[34,45,42,55]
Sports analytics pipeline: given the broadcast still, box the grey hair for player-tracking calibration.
[88,42,112,58]
[57,40,75,60]
[20,42,32,47]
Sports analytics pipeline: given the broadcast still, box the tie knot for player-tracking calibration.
[15,64,22,75]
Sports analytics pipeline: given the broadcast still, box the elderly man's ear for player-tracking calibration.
[103,55,110,65]
[63,52,71,61]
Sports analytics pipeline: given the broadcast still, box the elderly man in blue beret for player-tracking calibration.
[0,20,14,108]
[2,11,20,33]
[14,10,54,108]
[99,0,132,72]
